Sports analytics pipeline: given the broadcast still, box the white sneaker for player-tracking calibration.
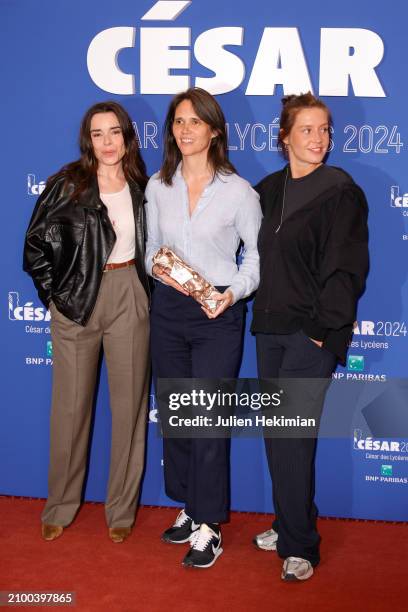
[281,557,314,581]
[253,528,278,551]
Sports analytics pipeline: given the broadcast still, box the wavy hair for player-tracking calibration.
[49,101,148,196]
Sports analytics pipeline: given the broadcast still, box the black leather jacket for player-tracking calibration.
[23,174,149,325]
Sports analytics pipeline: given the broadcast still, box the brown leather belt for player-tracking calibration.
[103,258,135,271]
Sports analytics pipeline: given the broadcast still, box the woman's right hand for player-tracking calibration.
[152,264,190,295]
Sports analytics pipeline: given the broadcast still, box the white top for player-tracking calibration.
[145,167,262,303]
[100,183,135,263]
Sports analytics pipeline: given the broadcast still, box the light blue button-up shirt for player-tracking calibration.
[145,166,262,303]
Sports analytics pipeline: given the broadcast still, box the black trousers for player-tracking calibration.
[256,330,337,566]
[151,283,245,524]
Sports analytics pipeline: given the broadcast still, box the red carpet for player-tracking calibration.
[0,497,406,611]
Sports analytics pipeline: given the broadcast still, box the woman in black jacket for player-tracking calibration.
[23,101,150,543]
[251,93,369,580]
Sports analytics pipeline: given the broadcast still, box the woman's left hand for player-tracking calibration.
[202,289,234,319]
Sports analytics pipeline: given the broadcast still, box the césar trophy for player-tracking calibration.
[152,246,222,313]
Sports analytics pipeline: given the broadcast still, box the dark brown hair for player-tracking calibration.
[49,101,148,196]
[160,87,236,185]
[278,92,331,158]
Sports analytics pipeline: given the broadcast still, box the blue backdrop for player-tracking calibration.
[1,0,407,521]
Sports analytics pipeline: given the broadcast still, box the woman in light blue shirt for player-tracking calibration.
[145,87,262,569]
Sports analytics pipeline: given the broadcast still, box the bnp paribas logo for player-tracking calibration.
[381,465,392,476]
[46,341,53,358]
[347,355,365,372]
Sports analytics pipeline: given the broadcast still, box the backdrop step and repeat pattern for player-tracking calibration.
[2,0,407,520]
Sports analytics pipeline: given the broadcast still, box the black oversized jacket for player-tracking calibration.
[251,166,369,364]
[23,174,149,326]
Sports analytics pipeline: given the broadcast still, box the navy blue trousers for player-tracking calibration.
[151,283,245,523]
[256,330,337,566]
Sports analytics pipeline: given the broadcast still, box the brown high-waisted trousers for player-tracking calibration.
[42,265,150,528]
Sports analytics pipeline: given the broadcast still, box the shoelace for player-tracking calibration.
[189,527,215,551]
[173,510,189,527]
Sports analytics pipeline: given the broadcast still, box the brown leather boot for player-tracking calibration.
[41,523,64,541]
[108,527,132,543]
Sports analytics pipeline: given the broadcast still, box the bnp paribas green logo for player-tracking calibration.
[46,341,53,357]
[347,355,365,371]
[381,465,392,476]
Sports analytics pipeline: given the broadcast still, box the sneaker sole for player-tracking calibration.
[281,567,314,581]
[183,547,223,569]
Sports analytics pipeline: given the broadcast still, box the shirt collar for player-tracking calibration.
[174,162,226,196]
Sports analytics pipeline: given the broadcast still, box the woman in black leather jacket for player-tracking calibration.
[23,101,150,543]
